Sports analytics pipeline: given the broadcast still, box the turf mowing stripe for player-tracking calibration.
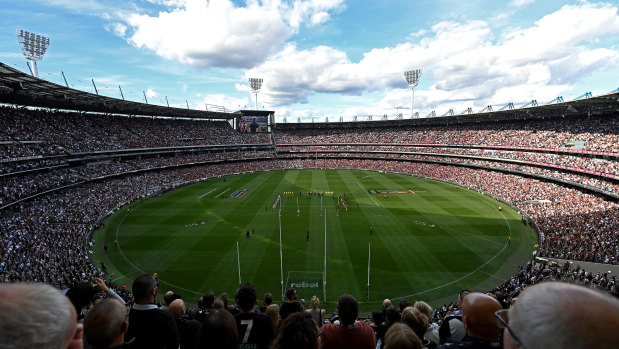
[393,240,510,302]
[93,169,537,311]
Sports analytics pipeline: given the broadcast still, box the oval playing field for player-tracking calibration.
[92,169,537,312]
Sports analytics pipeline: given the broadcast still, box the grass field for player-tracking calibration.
[92,169,538,313]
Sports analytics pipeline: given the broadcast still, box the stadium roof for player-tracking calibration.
[0,62,236,120]
[275,91,619,128]
[1,60,618,125]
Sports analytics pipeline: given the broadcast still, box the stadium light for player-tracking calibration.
[404,69,422,118]
[16,29,50,78]
[249,78,263,110]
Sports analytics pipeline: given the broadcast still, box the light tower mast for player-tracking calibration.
[16,29,50,78]
[404,69,422,118]
[249,78,263,110]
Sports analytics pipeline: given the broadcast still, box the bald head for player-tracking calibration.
[163,290,175,305]
[383,299,392,308]
[0,283,83,349]
[169,299,186,318]
[84,299,128,349]
[507,282,619,349]
[461,292,502,342]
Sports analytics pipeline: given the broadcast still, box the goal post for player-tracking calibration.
[278,189,330,302]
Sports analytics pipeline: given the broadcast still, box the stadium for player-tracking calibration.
[1,2,619,349]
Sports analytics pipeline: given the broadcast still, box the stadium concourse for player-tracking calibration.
[1,84,619,347]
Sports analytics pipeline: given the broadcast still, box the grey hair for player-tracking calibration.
[0,283,75,349]
[510,282,619,349]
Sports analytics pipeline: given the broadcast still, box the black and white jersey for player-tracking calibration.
[234,312,274,349]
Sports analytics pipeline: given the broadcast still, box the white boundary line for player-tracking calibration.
[383,196,514,303]
[401,241,509,300]
[445,228,503,247]
[354,178,380,207]
[199,188,216,198]
[110,170,519,303]
[114,211,206,296]
[215,188,230,198]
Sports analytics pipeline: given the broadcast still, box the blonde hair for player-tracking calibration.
[413,300,433,319]
[213,298,225,309]
[310,296,320,310]
[384,323,422,349]
[265,304,280,337]
[401,306,428,339]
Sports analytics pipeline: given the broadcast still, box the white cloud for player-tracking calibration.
[250,2,619,112]
[310,11,330,25]
[248,20,495,106]
[146,88,159,98]
[283,0,345,29]
[111,0,344,69]
[235,83,251,92]
[105,22,127,37]
[409,29,428,38]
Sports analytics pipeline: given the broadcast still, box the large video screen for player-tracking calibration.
[237,115,268,133]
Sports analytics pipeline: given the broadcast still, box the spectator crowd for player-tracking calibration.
[1,268,617,349]
[1,106,618,348]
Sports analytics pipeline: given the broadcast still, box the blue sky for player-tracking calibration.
[0,0,618,122]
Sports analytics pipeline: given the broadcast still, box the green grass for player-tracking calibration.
[92,169,538,313]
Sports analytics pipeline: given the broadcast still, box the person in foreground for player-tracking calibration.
[234,282,274,349]
[438,292,502,349]
[196,309,239,349]
[84,298,129,349]
[272,311,320,349]
[500,282,619,349]
[384,323,422,349]
[125,274,179,349]
[320,294,376,349]
[0,282,83,349]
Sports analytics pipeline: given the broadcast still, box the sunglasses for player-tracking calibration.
[495,309,525,348]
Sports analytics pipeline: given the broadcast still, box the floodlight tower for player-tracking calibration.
[16,29,50,78]
[404,69,422,118]
[249,78,263,110]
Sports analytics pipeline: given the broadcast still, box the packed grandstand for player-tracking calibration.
[1,61,618,348]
